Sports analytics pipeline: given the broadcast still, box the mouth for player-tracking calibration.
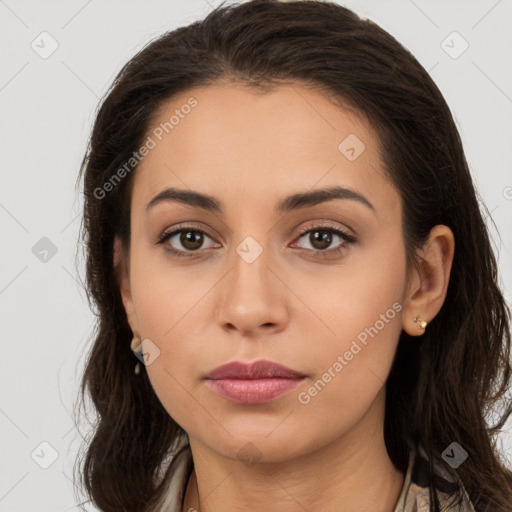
[204,359,307,405]
[206,377,306,404]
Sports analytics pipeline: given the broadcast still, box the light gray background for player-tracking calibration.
[1,0,511,511]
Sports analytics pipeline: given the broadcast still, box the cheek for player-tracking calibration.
[129,241,209,339]
[125,255,199,416]
[298,299,402,405]
[293,240,406,408]
[293,233,406,349]
[293,292,403,446]
[135,293,204,432]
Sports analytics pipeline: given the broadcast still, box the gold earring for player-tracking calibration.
[413,316,427,330]
[131,334,142,374]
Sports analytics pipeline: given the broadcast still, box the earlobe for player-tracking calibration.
[401,225,455,336]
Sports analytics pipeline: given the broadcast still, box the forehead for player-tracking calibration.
[131,82,397,217]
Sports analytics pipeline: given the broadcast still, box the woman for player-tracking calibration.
[73,1,512,511]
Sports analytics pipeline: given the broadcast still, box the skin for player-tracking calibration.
[114,82,455,512]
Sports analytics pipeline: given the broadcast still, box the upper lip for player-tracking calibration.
[205,360,306,380]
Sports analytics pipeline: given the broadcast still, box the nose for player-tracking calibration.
[216,244,290,337]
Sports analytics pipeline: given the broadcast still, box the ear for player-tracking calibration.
[401,225,455,336]
[113,235,140,336]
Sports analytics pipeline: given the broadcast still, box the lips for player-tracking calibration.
[204,360,306,405]
[204,359,305,380]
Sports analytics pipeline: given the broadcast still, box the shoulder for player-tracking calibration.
[152,436,193,512]
[394,443,476,512]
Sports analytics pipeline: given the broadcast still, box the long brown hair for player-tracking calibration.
[73,1,512,510]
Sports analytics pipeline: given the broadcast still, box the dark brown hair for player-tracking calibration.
[73,1,512,510]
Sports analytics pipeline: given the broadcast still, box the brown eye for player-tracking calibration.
[296,227,354,252]
[179,230,204,251]
[291,224,357,259]
[156,227,218,257]
[308,230,333,250]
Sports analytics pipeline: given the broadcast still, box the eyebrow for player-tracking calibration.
[145,185,375,214]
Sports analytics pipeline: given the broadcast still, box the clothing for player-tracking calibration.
[154,438,476,512]
[393,444,475,512]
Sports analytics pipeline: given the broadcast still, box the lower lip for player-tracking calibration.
[205,377,306,404]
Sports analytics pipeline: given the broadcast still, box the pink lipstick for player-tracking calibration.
[204,360,306,404]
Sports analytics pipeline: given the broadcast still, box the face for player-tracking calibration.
[115,82,411,463]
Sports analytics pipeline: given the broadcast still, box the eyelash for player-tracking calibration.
[156,223,356,259]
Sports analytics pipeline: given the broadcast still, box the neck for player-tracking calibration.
[182,391,405,512]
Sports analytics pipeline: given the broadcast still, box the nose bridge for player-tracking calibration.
[232,233,270,290]
[215,231,288,334]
